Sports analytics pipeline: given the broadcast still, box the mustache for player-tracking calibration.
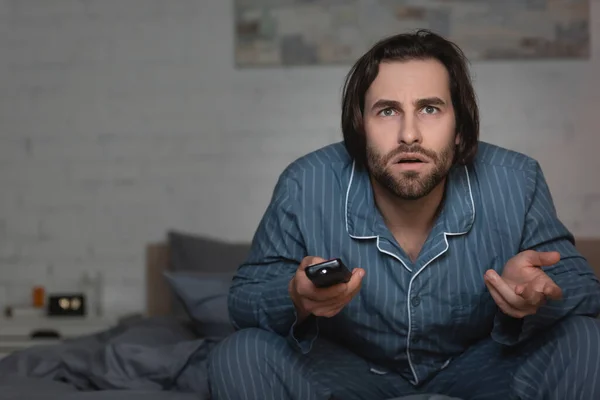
[383,145,439,163]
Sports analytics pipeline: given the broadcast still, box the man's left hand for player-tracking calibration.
[484,250,563,318]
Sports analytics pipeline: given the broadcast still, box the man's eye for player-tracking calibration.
[380,108,397,116]
[422,106,438,114]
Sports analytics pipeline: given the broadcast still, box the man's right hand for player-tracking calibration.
[288,256,365,322]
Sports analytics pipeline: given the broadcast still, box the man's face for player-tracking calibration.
[363,58,459,200]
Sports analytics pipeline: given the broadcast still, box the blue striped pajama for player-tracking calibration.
[208,141,600,400]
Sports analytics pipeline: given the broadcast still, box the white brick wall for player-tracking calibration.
[1,0,599,315]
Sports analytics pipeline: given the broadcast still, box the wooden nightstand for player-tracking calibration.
[0,316,118,359]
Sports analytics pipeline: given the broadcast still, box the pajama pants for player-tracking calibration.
[207,316,600,400]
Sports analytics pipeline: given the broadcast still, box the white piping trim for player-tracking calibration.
[344,160,357,235]
[345,161,476,385]
[406,165,475,385]
[348,232,378,240]
[377,236,412,273]
[406,233,450,385]
[344,161,412,272]
[441,357,452,370]
[463,165,476,228]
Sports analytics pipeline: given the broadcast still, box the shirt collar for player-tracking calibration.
[344,161,475,238]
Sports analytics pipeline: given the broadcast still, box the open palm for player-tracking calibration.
[484,250,563,318]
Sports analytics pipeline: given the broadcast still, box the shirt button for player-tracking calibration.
[412,336,420,344]
[411,296,421,307]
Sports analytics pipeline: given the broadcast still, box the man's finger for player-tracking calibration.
[485,280,529,318]
[316,268,364,306]
[514,284,526,296]
[518,282,547,307]
[542,280,563,300]
[301,267,364,302]
[343,274,363,301]
[313,304,345,318]
[316,294,355,315]
[521,250,561,268]
[297,275,347,301]
[530,274,563,300]
[304,297,341,313]
[301,283,347,302]
[311,275,363,307]
[346,268,365,293]
[521,274,563,303]
[484,270,529,310]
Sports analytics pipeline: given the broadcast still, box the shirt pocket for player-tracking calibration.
[451,291,496,322]
[448,290,497,345]
[450,257,500,328]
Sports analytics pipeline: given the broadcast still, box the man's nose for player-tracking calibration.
[398,114,422,145]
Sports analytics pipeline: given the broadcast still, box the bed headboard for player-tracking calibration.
[575,238,600,277]
[145,242,171,317]
[145,237,600,317]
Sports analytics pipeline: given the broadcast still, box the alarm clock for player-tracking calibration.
[47,293,86,317]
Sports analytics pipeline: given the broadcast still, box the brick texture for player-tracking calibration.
[1,0,599,315]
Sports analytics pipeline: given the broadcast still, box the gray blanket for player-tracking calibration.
[0,316,216,399]
[0,316,462,400]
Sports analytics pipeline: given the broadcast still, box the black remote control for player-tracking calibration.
[305,258,352,288]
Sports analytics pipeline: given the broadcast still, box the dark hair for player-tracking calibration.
[341,29,479,167]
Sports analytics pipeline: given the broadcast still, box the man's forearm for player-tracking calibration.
[228,274,299,335]
[229,273,320,353]
[492,258,600,346]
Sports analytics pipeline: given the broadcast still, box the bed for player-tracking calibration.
[0,231,599,400]
[0,231,249,400]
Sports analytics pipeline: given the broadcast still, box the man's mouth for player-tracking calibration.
[393,154,428,164]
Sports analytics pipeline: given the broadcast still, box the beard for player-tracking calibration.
[366,141,455,200]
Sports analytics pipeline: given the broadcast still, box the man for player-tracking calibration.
[207,30,600,400]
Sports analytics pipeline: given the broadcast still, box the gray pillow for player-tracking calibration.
[163,271,235,339]
[167,231,250,273]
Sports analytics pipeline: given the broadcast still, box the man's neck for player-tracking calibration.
[370,177,447,259]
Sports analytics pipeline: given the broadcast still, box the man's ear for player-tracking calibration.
[455,132,461,145]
